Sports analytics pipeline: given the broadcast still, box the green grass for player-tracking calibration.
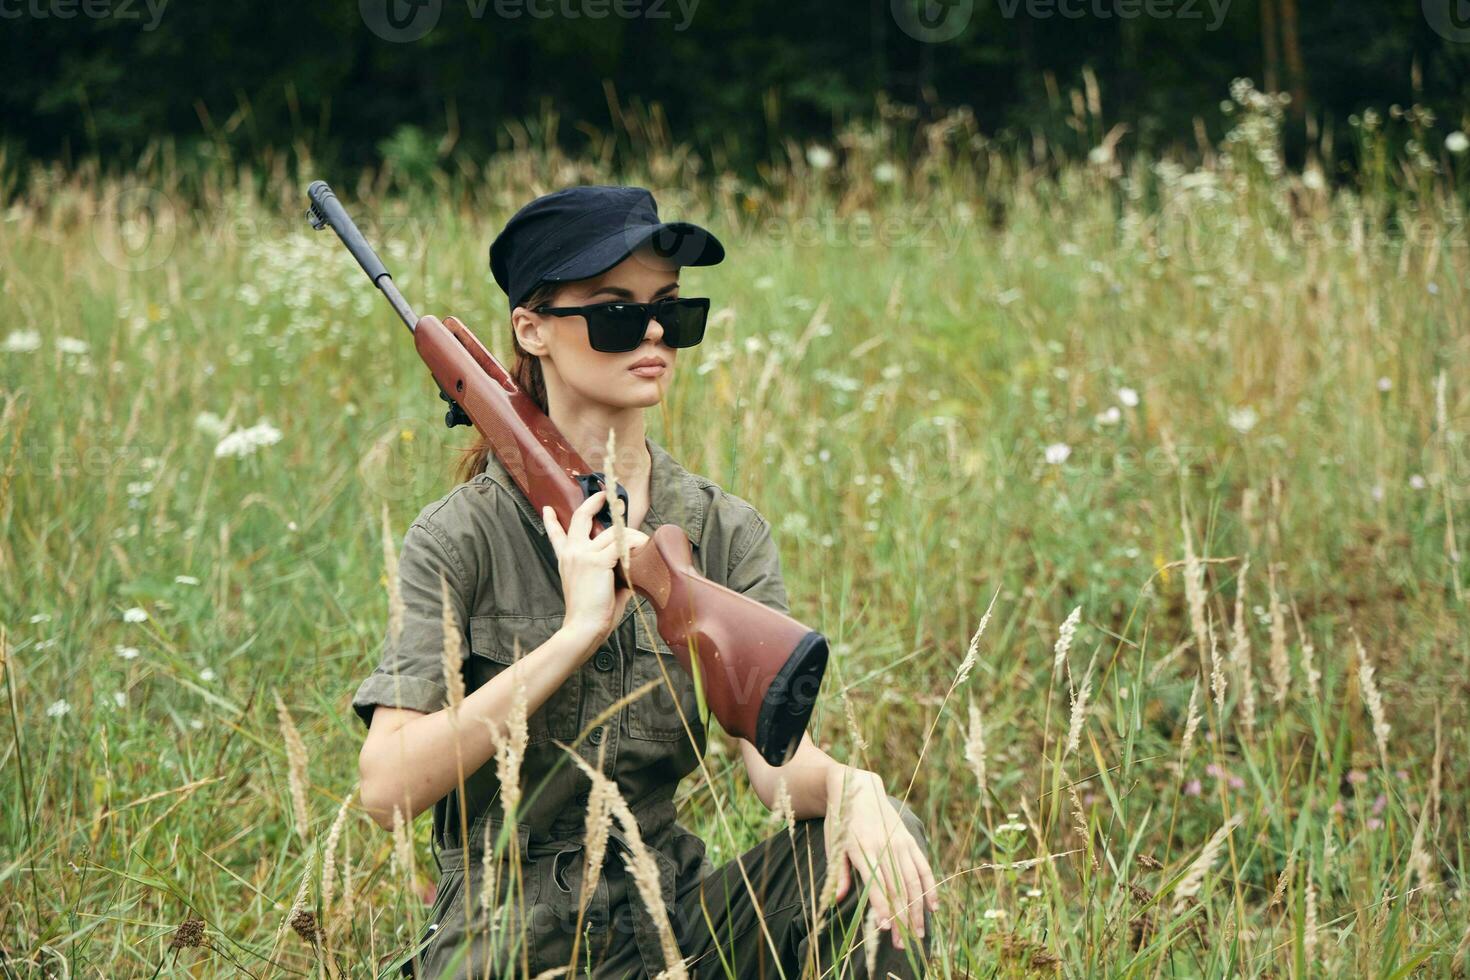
[2,85,1468,977]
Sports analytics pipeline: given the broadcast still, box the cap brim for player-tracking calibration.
[540,220,724,288]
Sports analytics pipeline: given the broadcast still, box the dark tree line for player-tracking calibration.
[1,0,1466,176]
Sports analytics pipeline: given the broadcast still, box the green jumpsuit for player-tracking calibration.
[352,437,934,978]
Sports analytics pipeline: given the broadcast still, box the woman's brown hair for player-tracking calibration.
[452,281,560,484]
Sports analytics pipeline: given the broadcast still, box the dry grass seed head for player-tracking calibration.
[816,775,857,928]
[390,805,414,882]
[439,572,465,713]
[1267,851,1295,909]
[320,787,356,925]
[1267,563,1290,703]
[1289,595,1319,700]
[485,637,531,817]
[1351,627,1391,764]
[563,751,687,979]
[1170,814,1242,913]
[842,691,868,754]
[964,696,988,800]
[604,427,631,576]
[1064,647,1097,758]
[479,817,502,920]
[1180,510,1210,664]
[273,692,311,842]
[169,913,206,950]
[957,586,999,687]
[1207,617,1228,721]
[1052,606,1082,676]
[1180,677,1202,759]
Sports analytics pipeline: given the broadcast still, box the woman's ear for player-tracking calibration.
[512,306,551,357]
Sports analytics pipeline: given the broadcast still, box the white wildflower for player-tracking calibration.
[1228,406,1258,433]
[194,411,229,438]
[214,420,283,459]
[1446,131,1469,155]
[174,575,200,586]
[806,145,835,170]
[57,337,90,355]
[1409,474,1427,490]
[2,329,42,353]
[1117,386,1139,407]
[115,645,140,660]
[872,161,898,184]
[1096,406,1121,426]
[46,699,72,718]
[1044,442,1071,465]
[122,607,148,623]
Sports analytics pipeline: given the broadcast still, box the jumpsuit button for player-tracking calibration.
[594,650,615,671]
[588,726,604,745]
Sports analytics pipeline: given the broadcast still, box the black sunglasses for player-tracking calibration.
[532,297,710,353]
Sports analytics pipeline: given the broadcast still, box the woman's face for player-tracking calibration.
[513,244,682,413]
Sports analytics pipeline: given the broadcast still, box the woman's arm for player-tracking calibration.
[737,731,883,820]
[358,489,646,831]
[358,621,603,830]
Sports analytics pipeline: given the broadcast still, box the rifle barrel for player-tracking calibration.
[305,180,418,332]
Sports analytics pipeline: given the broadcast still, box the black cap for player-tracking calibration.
[489,185,724,311]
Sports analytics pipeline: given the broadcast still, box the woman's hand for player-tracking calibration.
[543,490,649,648]
[825,769,938,951]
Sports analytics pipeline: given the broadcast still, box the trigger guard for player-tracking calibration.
[575,471,632,528]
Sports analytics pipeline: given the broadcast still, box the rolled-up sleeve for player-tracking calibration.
[724,513,790,616]
[351,519,471,729]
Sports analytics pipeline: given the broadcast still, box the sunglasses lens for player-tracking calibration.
[585,305,649,353]
[656,299,708,348]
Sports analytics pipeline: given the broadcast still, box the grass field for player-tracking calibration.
[3,85,1469,977]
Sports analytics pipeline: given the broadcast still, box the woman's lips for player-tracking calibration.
[629,363,667,377]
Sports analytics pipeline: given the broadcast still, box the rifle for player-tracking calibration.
[305,180,827,766]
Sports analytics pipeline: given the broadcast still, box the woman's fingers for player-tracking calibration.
[896,845,926,941]
[592,523,649,548]
[567,490,605,541]
[853,844,896,942]
[846,846,899,946]
[542,506,565,554]
[876,846,910,949]
[915,844,939,914]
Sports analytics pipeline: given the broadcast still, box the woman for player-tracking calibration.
[351,185,939,978]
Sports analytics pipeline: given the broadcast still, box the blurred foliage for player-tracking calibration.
[2,0,1468,180]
